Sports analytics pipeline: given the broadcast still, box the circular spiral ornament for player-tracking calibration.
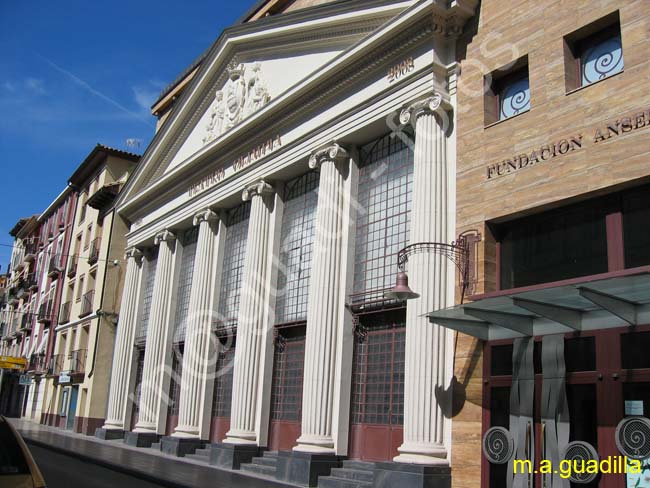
[615,416,650,460]
[582,37,624,84]
[562,441,599,484]
[482,427,515,464]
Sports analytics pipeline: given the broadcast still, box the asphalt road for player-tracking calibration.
[29,443,165,488]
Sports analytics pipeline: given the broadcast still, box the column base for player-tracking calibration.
[160,436,205,457]
[275,450,341,487]
[374,462,450,488]
[210,442,259,470]
[123,431,161,448]
[94,427,125,440]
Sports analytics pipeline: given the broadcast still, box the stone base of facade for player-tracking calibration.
[95,427,126,440]
[210,443,259,470]
[374,462,451,488]
[275,451,341,487]
[161,436,204,457]
[124,431,161,448]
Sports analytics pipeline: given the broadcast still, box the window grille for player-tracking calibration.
[173,228,199,343]
[135,250,158,343]
[217,202,250,330]
[350,312,405,426]
[275,172,319,324]
[168,350,183,416]
[131,348,145,427]
[211,338,236,418]
[351,134,414,306]
[270,329,306,421]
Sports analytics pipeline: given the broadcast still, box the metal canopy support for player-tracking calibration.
[463,307,534,336]
[512,297,582,331]
[427,316,491,341]
[578,286,638,326]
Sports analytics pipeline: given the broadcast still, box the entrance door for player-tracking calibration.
[268,328,305,452]
[66,386,78,431]
[348,311,405,461]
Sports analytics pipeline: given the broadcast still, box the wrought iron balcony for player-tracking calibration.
[23,242,38,263]
[59,301,71,324]
[23,272,38,291]
[80,290,94,317]
[67,258,78,278]
[69,349,87,374]
[28,353,47,374]
[19,313,32,332]
[47,254,65,278]
[37,300,53,323]
[50,354,64,376]
[88,237,101,265]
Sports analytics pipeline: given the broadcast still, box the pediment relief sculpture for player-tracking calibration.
[203,61,271,145]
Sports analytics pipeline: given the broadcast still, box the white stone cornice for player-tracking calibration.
[399,93,449,126]
[154,229,176,246]
[308,143,350,170]
[192,208,219,226]
[241,180,274,202]
[124,247,143,262]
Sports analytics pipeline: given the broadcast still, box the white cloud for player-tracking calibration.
[2,81,16,92]
[25,77,45,95]
[132,81,165,114]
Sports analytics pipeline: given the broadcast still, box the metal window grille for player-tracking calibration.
[173,228,199,343]
[275,172,319,324]
[350,312,406,426]
[135,250,158,343]
[351,134,414,306]
[168,350,183,416]
[211,338,236,418]
[217,202,250,330]
[270,329,306,421]
[131,348,146,427]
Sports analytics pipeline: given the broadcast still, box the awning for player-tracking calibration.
[427,272,650,340]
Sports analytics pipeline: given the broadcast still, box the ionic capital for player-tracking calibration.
[124,247,143,262]
[399,93,449,125]
[308,143,350,170]
[242,180,274,202]
[193,208,219,226]
[154,229,176,246]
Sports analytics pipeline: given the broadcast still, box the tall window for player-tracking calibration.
[211,340,236,418]
[351,133,414,306]
[274,172,319,324]
[216,202,250,330]
[173,228,199,344]
[135,250,158,343]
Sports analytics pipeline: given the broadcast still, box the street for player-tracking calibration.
[29,443,164,488]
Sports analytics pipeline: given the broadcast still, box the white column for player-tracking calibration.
[294,144,349,453]
[102,247,143,431]
[395,93,453,465]
[173,209,219,439]
[224,180,275,445]
[134,230,177,433]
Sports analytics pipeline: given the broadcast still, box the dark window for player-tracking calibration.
[621,331,650,370]
[173,228,199,343]
[623,188,650,269]
[131,348,146,428]
[567,384,598,446]
[270,328,305,421]
[488,387,510,488]
[565,336,596,372]
[135,249,158,343]
[484,57,530,125]
[167,351,183,416]
[498,199,608,289]
[212,338,236,418]
[490,344,513,376]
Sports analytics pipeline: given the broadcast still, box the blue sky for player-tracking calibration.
[0,0,254,270]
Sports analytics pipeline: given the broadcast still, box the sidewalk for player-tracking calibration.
[10,418,295,488]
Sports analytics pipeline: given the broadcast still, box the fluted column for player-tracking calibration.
[173,209,219,438]
[395,93,453,465]
[224,180,275,445]
[134,230,177,433]
[102,247,143,431]
[294,144,349,453]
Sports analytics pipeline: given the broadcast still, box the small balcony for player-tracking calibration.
[69,349,87,374]
[88,237,101,265]
[47,254,65,278]
[23,272,38,291]
[50,354,64,376]
[24,243,37,263]
[37,300,53,323]
[80,290,94,317]
[28,354,47,374]
[59,301,71,324]
[19,313,32,332]
[67,258,78,278]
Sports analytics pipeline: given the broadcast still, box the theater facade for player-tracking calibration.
[429,1,650,488]
[96,0,479,486]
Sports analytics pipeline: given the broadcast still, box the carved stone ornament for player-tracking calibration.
[124,247,143,262]
[308,143,350,170]
[242,180,274,202]
[154,230,176,246]
[203,61,272,145]
[192,208,218,226]
[399,93,444,125]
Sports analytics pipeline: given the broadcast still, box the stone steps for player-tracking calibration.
[317,460,375,488]
[239,450,279,478]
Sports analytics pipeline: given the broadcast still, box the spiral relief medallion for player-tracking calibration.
[482,426,515,464]
[615,416,650,460]
[562,441,599,484]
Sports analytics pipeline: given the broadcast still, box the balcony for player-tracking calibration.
[59,301,71,324]
[28,354,47,374]
[19,313,32,332]
[88,237,101,265]
[67,258,78,278]
[80,290,94,317]
[23,272,38,291]
[24,243,37,263]
[37,300,53,323]
[47,254,65,278]
[69,349,87,374]
[50,354,64,376]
